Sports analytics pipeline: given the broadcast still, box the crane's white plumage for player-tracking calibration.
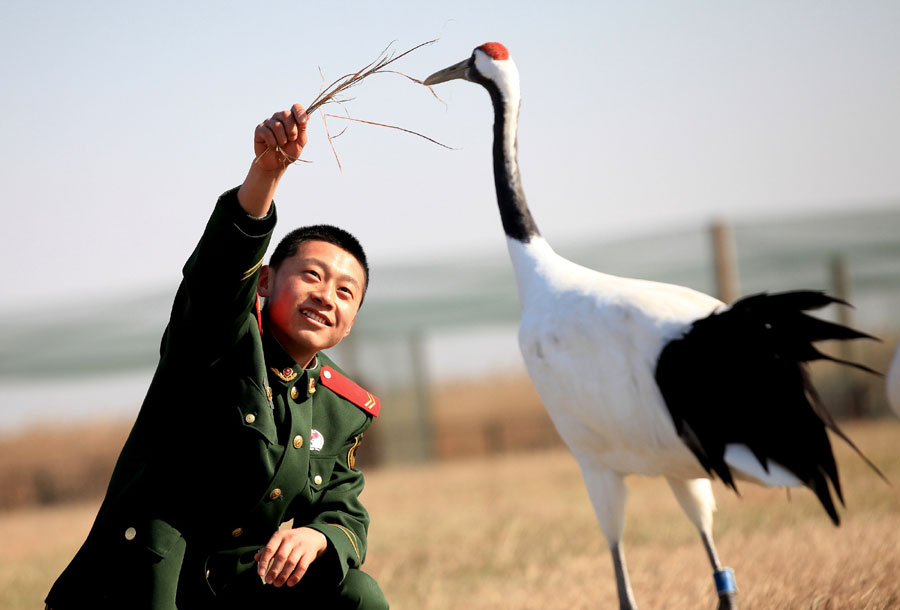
[510,237,720,478]
[425,42,879,610]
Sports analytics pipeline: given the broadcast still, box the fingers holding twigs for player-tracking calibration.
[253,105,310,170]
[251,39,448,173]
[291,104,309,138]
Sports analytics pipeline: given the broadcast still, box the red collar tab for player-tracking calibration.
[254,293,263,336]
[319,365,380,417]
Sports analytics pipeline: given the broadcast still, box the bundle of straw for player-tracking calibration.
[306,38,437,116]
[259,38,449,171]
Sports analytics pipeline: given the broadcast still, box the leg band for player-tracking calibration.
[714,568,737,594]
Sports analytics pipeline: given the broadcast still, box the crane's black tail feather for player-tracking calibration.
[655,290,883,525]
[805,380,889,485]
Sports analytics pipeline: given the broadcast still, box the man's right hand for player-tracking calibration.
[253,104,309,171]
[238,103,310,217]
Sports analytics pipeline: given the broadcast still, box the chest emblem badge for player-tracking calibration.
[310,429,325,452]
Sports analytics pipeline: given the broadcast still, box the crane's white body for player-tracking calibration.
[509,237,808,491]
[510,237,720,478]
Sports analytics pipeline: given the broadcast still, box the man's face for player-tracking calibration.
[259,240,365,366]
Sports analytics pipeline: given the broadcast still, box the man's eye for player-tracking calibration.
[305,270,320,280]
[338,286,352,297]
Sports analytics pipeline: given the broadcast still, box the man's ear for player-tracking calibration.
[258,265,273,298]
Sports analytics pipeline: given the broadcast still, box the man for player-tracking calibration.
[45,104,388,609]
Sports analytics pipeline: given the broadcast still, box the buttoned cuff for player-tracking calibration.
[310,538,345,586]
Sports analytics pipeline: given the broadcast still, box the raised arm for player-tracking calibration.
[238,104,309,218]
[161,104,310,364]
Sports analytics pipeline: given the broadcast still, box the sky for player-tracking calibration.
[1,1,899,434]
[2,0,899,316]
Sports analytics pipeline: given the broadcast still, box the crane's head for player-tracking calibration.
[424,42,519,100]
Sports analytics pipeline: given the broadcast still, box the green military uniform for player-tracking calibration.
[46,187,387,609]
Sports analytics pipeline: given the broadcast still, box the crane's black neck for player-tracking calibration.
[482,79,541,243]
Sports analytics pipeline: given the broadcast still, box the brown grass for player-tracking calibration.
[430,372,562,458]
[2,420,898,609]
[0,500,100,609]
[0,422,128,510]
[358,418,900,610]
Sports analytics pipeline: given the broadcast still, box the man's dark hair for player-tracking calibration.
[269,225,370,304]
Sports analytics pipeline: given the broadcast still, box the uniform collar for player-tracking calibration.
[261,321,321,386]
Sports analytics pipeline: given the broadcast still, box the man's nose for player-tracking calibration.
[311,283,335,306]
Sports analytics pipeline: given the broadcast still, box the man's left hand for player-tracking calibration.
[255,526,328,587]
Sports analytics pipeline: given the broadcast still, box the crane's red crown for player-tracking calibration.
[477,42,509,61]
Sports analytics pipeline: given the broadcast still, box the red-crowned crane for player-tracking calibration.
[424,42,882,610]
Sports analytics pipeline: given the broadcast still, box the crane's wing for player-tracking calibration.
[654,290,882,525]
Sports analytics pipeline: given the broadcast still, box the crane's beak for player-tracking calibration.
[423,58,471,85]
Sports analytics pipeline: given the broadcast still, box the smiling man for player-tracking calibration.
[45,104,388,610]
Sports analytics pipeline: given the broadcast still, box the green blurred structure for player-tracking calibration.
[2,205,898,461]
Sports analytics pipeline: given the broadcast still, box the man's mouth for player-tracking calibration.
[301,309,331,327]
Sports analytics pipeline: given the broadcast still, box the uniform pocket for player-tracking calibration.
[234,378,277,445]
[308,456,337,500]
[118,517,183,559]
[105,516,186,606]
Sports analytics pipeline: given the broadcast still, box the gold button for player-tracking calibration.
[269,488,282,500]
[206,569,211,579]
[313,475,323,485]
[265,386,273,401]
[245,413,256,424]
[124,527,137,541]
[308,378,317,394]
[231,527,244,538]
[293,435,303,449]
[290,386,299,400]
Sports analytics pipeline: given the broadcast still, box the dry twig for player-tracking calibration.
[324,114,456,150]
[254,38,446,170]
[320,111,343,174]
[305,39,438,115]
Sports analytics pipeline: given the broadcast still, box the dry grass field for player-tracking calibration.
[2,419,898,610]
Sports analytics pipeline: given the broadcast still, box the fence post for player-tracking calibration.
[830,255,866,417]
[409,329,434,460]
[830,256,853,330]
[711,220,740,304]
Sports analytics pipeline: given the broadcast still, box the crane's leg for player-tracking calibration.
[667,477,738,610]
[579,465,638,610]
